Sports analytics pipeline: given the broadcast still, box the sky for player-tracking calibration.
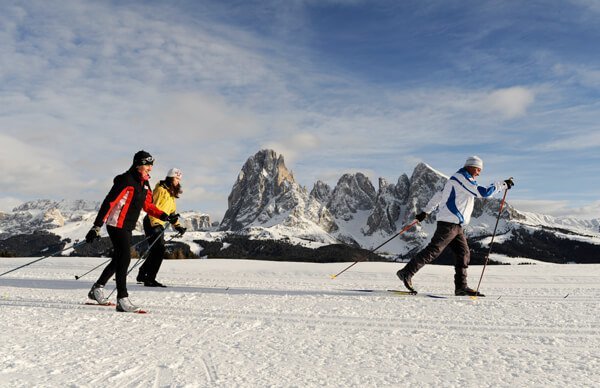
[1,0,600,222]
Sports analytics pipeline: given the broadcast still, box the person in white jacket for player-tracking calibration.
[397,156,513,296]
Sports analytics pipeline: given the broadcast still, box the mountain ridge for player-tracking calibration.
[1,149,599,263]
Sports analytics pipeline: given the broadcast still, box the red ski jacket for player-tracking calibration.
[93,168,165,231]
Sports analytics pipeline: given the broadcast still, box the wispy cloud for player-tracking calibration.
[1,1,600,221]
[483,87,536,119]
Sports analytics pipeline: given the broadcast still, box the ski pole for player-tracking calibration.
[74,234,154,280]
[0,240,86,278]
[105,230,182,299]
[75,257,112,280]
[127,230,176,276]
[330,220,419,279]
[475,185,510,294]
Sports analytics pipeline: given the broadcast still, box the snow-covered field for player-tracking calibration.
[1,256,599,387]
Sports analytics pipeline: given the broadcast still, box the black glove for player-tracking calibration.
[504,178,514,190]
[85,226,101,243]
[415,212,428,222]
[160,212,180,224]
[175,225,187,235]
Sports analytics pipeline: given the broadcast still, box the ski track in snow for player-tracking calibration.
[0,258,599,387]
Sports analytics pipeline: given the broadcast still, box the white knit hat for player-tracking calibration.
[464,156,483,169]
[166,168,182,179]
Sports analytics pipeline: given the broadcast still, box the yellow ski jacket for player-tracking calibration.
[148,182,182,228]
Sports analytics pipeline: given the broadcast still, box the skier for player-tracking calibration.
[396,156,514,296]
[136,168,187,287]
[85,150,179,312]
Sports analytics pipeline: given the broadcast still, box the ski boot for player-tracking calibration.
[116,297,143,313]
[396,269,417,294]
[136,271,146,284]
[143,279,167,288]
[455,287,485,297]
[88,283,110,305]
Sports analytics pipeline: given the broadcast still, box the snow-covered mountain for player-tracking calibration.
[0,199,211,240]
[2,149,599,262]
[0,200,100,237]
[217,149,600,262]
[219,149,338,244]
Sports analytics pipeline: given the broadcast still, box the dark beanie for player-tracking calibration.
[133,150,154,166]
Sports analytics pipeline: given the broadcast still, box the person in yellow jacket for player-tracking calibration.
[137,168,187,287]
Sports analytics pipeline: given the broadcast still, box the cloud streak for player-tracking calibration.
[1,1,600,221]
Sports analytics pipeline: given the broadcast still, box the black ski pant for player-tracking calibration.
[139,216,166,281]
[95,225,132,299]
[401,221,470,289]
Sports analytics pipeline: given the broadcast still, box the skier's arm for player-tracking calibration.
[93,176,126,227]
[476,181,508,198]
[143,189,166,220]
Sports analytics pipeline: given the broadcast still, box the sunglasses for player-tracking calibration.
[139,156,154,166]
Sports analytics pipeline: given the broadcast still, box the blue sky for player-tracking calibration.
[1,0,600,221]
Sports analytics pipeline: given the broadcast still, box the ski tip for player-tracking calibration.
[84,301,116,306]
[115,308,148,314]
[329,274,337,279]
[387,289,418,295]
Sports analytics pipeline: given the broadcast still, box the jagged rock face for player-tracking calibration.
[406,163,447,216]
[365,178,403,235]
[310,181,332,204]
[0,199,99,237]
[309,181,337,233]
[0,199,210,238]
[278,188,338,233]
[395,174,410,204]
[220,149,295,230]
[472,197,512,220]
[327,173,376,221]
[220,149,337,233]
[218,153,581,257]
[180,212,212,231]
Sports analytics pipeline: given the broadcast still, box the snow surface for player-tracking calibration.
[1,257,599,387]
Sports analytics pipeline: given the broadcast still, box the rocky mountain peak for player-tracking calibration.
[407,163,446,214]
[365,177,403,235]
[310,180,332,204]
[0,199,100,237]
[221,149,294,230]
[327,173,377,221]
[219,149,338,236]
[395,174,410,204]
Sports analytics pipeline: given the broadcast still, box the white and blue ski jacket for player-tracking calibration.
[423,168,507,225]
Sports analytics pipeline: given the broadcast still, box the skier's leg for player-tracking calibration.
[144,228,166,281]
[449,228,470,290]
[147,237,166,281]
[401,221,458,276]
[138,216,154,280]
[107,226,132,299]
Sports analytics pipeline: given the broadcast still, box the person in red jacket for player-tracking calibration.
[85,150,178,312]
